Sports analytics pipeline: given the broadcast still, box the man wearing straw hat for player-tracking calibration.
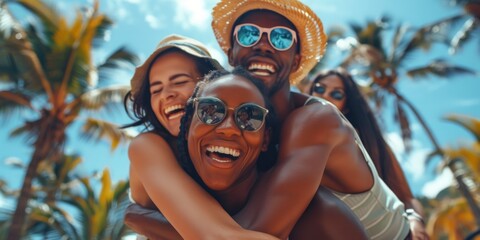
[210,0,420,239]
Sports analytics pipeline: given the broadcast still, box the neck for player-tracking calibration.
[213,170,258,214]
[270,83,294,125]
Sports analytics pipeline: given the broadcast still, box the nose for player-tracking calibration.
[160,86,177,102]
[252,33,274,53]
[215,113,241,137]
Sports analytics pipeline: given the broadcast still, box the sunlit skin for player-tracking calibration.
[311,75,347,112]
[149,51,201,136]
[188,75,269,192]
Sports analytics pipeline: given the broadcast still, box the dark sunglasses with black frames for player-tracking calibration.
[312,83,345,101]
[233,23,297,51]
[193,97,269,132]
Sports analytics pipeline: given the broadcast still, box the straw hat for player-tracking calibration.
[130,34,223,96]
[212,0,327,85]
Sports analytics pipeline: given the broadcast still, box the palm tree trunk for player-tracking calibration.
[7,149,44,239]
[391,88,480,228]
[7,113,64,240]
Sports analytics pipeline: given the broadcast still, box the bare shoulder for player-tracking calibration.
[128,132,173,163]
[285,100,346,134]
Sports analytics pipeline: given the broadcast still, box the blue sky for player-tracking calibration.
[1,0,479,208]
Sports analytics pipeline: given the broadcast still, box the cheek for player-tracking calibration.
[150,95,162,117]
[244,131,265,151]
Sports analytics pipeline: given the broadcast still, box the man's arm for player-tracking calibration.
[233,103,350,238]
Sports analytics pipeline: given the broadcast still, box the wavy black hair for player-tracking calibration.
[309,69,413,199]
[177,67,279,189]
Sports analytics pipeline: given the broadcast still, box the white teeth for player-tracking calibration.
[248,63,276,74]
[212,157,231,163]
[164,104,184,114]
[206,145,240,158]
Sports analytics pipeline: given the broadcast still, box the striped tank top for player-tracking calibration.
[305,96,410,239]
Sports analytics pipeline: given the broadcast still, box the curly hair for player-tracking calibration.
[177,67,279,189]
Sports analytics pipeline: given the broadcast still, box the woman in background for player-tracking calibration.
[309,68,428,240]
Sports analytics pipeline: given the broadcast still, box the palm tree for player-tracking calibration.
[62,168,131,239]
[338,17,476,151]
[0,0,138,238]
[426,114,480,239]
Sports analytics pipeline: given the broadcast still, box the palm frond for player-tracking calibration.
[15,0,60,35]
[0,3,52,95]
[397,15,465,63]
[79,85,130,111]
[81,118,134,151]
[389,24,408,65]
[444,114,480,142]
[0,90,35,118]
[406,59,477,79]
[450,17,480,54]
[96,46,139,86]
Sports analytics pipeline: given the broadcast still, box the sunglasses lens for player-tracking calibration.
[331,91,345,101]
[270,28,294,50]
[235,104,266,131]
[197,98,225,125]
[314,84,326,94]
[237,25,260,47]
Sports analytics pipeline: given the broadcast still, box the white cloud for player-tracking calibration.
[145,14,162,29]
[421,169,453,198]
[173,0,212,30]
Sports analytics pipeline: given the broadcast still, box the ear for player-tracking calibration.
[227,48,234,66]
[261,127,271,152]
[291,53,301,72]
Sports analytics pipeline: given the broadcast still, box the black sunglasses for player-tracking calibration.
[313,83,345,101]
[193,97,269,132]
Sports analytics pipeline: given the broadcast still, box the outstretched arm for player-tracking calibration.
[128,133,278,240]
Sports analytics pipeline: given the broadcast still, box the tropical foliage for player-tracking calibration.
[424,114,480,239]
[0,0,138,238]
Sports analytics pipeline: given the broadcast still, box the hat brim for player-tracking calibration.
[212,0,327,84]
[130,37,223,96]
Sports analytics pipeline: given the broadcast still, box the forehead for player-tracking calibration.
[235,9,296,29]
[149,51,198,76]
[201,75,265,105]
[317,75,345,88]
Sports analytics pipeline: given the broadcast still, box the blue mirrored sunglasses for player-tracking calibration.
[233,23,297,51]
[313,84,345,101]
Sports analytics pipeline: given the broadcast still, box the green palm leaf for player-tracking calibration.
[81,118,134,151]
[406,59,477,79]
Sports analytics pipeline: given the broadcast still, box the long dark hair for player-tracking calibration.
[177,67,278,189]
[122,49,219,149]
[310,69,392,181]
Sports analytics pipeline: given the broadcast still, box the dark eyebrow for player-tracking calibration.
[150,73,193,88]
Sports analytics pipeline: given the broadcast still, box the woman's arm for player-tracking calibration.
[124,203,181,240]
[384,143,429,239]
[128,132,278,240]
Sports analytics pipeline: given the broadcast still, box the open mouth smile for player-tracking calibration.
[206,145,240,163]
